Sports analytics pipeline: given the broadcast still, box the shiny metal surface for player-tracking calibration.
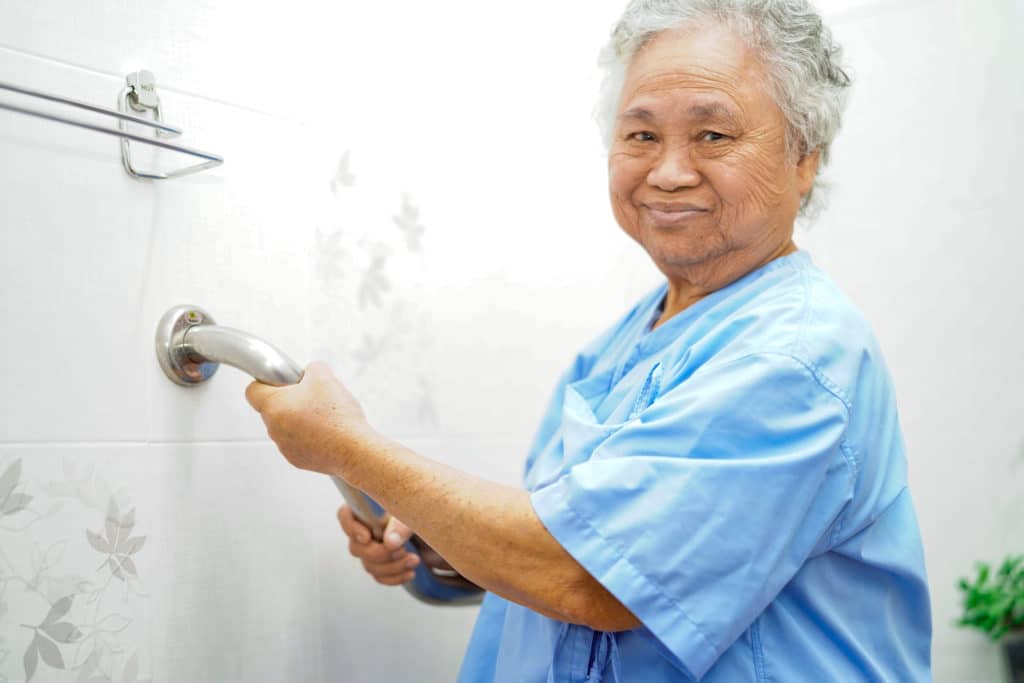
[154,305,406,597]
[0,72,222,180]
[154,305,220,386]
[183,325,303,386]
[117,71,222,180]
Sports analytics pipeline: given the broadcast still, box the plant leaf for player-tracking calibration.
[108,558,125,581]
[36,634,65,668]
[44,621,82,643]
[118,536,146,556]
[105,517,119,548]
[0,459,21,502]
[1,492,32,515]
[87,529,110,554]
[120,556,138,577]
[41,595,73,627]
[96,613,131,633]
[75,646,100,683]
[23,637,39,681]
[106,497,120,524]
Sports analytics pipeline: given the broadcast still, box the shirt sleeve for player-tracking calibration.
[529,351,854,679]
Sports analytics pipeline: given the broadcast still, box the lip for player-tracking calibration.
[641,202,709,226]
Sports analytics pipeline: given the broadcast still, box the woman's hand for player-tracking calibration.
[337,505,419,586]
[245,362,373,476]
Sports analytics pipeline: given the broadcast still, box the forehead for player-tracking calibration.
[619,24,778,122]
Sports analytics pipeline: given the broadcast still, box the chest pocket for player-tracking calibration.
[561,361,664,466]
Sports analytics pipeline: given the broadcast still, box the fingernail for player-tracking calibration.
[387,532,403,545]
[405,557,419,568]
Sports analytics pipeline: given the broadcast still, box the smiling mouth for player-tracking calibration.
[642,203,709,226]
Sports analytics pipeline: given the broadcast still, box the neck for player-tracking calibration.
[652,239,797,330]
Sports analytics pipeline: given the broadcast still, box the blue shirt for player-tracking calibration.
[457,251,932,682]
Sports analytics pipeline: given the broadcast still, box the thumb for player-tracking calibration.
[382,516,414,550]
[245,380,277,412]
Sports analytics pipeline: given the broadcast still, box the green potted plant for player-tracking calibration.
[957,554,1024,682]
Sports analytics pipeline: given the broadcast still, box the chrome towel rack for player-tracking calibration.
[0,70,223,180]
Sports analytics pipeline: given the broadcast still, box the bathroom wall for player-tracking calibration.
[0,0,1020,681]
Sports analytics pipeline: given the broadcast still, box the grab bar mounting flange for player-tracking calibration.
[155,304,220,385]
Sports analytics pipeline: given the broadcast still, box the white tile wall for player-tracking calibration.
[0,444,326,683]
[1,0,1021,681]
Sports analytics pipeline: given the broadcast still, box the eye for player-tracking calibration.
[627,131,657,143]
[701,131,728,142]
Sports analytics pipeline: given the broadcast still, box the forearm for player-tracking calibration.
[332,424,638,630]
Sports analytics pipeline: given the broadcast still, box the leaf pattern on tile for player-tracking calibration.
[357,243,393,310]
[329,149,356,192]
[313,152,442,437]
[21,594,80,680]
[0,459,32,518]
[393,194,426,252]
[0,457,152,683]
[42,459,113,514]
[351,334,387,375]
[86,498,145,582]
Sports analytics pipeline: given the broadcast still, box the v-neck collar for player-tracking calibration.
[636,250,810,356]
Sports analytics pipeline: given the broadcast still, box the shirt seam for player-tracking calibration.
[751,618,768,683]
[551,484,720,674]
[790,263,855,414]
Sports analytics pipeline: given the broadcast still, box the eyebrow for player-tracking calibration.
[688,103,739,125]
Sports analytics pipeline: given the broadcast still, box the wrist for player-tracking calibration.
[328,417,388,480]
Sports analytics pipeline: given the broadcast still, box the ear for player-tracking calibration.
[795,149,821,197]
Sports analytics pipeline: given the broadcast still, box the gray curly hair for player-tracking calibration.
[597,0,851,214]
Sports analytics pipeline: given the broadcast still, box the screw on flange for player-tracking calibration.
[185,310,203,325]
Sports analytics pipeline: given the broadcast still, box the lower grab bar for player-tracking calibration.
[155,304,482,605]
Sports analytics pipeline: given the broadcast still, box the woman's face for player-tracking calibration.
[608,24,819,282]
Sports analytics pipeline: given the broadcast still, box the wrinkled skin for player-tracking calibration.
[609,24,820,323]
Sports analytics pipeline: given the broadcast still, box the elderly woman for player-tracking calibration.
[246,0,932,680]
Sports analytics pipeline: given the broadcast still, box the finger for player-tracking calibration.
[373,571,417,586]
[360,554,419,577]
[382,517,414,551]
[245,380,276,412]
[337,505,373,544]
[348,538,407,563]
[303,361,332,381]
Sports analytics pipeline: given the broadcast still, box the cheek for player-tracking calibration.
[608,154,645,229]
[714,144,795,213]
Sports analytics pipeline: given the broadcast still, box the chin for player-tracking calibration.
[642,238,729,270]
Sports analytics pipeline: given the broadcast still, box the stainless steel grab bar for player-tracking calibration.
[155,304,483,605]
[184,325,306,388]
[154,305,386,540]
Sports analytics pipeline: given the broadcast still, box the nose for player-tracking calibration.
[646,143,701,191]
